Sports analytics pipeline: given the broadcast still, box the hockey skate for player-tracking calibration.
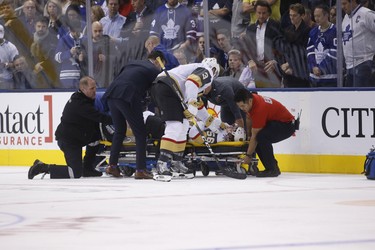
[153,161,172,182]
[170,161,194,179]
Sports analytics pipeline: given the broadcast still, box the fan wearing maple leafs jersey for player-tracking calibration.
[307,4,337,87]
[149,0,196,52]
[341,0,375,87]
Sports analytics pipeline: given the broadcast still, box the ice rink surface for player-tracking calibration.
[1,167,375,250]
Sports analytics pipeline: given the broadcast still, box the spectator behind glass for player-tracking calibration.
[242,0,281,25]
[30,15,60,88]
[13,55,36,89]
[19,0,37,36]
[82,4,106,34]
[80,21,117,88]
[278,3,311,88]
[193,35,205,63]
[44,0,64,38]
[54,19,86,88]
[60,0,72,14]
[0,24,19,89]
[329,5,336,23]
[223,49,245,80]
[58,4,86,39]
[240,0,283,88]
[118,0,154,65]
[149,0,196,53]
[231,0,249,41]
[342,0,375,87]
[215,28,234,70]
[307,4,337,87]
[144,35,179,70]
[0,0,33,67]
[91,4,105,22]
[304,8,316,28]
[99,0,127,43]
[205,0,232,41]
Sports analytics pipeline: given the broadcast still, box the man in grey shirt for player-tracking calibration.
[202,76,247,128]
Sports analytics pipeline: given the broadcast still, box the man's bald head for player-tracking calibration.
[92,21,103,41]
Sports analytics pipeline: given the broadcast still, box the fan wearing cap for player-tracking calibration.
[0,24,19,89]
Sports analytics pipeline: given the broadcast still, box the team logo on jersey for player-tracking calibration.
[162,18,180,40]
[356,15,361,23]
[315,42,328,64]
[342,25,352,45]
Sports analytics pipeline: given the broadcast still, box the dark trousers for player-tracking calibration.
[345,60,375,87]
[50,140,82,178]
[47,141,100,179]
[107,98,147,170]
[220,106,247,127]
[256,121,295,171]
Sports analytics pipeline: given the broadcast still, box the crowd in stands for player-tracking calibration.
[1,0,375,89]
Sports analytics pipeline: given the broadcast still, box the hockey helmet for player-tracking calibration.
[202,57,220,78]
[233,126,246,141]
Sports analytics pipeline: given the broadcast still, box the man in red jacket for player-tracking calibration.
[234,89,297,177]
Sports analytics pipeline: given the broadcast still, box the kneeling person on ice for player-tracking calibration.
[234,89,297,177]
[151,58,221,181]
[28,76,112,179]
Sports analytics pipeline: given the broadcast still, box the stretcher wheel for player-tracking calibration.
[200,161,210,176]
[248,163,259,176]
[239,166,247,175]
[185,161,196,177]
[122,166,135,177]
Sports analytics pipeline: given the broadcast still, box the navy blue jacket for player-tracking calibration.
[102,59,161,104]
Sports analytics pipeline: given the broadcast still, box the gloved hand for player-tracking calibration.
[184,102,198,119]
[220,122,228,130]
[183,109,195,119]
[205,116,225,134]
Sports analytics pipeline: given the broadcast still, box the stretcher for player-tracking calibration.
[96,139,259,177]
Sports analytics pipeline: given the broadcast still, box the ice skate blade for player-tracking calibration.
[172,172,194,179]
[153,174,172,182]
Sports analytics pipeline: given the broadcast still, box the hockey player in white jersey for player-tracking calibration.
[151,58,220,181]
[188,121,246,144]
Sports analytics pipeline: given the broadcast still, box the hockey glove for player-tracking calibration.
[184,100,199,119]
[205,115,225,134]
[183,109,195,119]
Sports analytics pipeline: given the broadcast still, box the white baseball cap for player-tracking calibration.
[0,25,4,39]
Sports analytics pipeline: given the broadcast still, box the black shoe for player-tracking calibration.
[28,159,49,179]
[256,166,281,178]
[82,168,103,177]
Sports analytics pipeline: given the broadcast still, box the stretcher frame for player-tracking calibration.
[96,140,259,177]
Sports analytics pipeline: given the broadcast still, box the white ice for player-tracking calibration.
[1,167,375,250]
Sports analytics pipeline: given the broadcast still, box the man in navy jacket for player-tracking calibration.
[101,51,165,179]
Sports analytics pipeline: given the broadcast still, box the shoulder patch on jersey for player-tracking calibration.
[187,67,212,88]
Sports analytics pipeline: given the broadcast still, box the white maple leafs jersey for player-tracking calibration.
[342,6,375,69]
